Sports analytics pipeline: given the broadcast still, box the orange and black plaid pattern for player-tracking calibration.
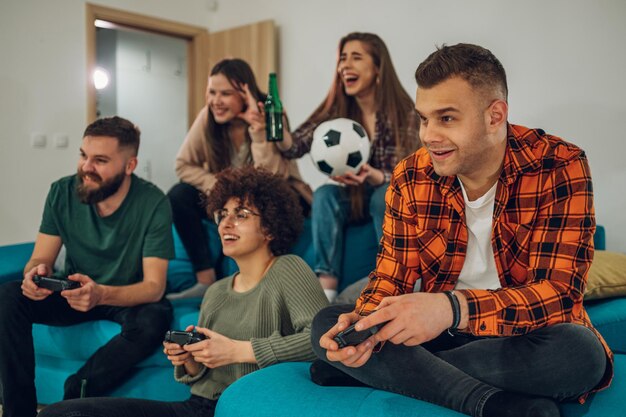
[355,124,613,392]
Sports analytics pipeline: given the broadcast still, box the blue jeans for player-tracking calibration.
[311,304,607,417]
[38,394,217,417]
[311,183,388,280]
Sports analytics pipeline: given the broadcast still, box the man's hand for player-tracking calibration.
[21,264,53,301]
[318,311,377,368]
[356,292,455,347]
[184,327,255,368]
[60,273,102,312]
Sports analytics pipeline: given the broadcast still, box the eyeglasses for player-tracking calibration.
[213,206,260,225]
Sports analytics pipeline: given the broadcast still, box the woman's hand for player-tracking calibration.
[184,327,256,368]
[330,164,384,187]
[236,83,266,142]
[162,325,195,367]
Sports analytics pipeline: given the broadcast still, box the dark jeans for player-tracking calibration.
[311,304,607,417]
[37,394,217,417]
[168,182,214,272]
[0,281,173,417]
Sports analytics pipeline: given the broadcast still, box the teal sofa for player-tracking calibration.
[215,297,625,417]
[1,224,623,416]
[213,226,623,417]
[0,218,379,405]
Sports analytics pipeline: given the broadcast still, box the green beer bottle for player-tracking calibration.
[264,73,283,141]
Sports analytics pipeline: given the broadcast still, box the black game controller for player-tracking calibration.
[33,275,81,292]
[164,330,207,345]
[333,321,388,348]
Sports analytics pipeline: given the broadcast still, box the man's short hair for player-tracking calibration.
[415,43,508,101]
[83,116,140,156]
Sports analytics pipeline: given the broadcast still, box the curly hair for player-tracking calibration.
[206,166,304,256]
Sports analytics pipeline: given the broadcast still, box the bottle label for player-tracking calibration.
[265,110,283,141]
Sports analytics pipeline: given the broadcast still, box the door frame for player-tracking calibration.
[85,3,209,126]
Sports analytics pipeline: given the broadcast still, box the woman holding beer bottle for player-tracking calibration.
[277,32,421,301]
[167,59,311,299]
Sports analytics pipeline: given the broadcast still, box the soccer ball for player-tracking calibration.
[310,118,371,177]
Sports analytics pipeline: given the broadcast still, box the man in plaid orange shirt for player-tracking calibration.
[311,44,611,417]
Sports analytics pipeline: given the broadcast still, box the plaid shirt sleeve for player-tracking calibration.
[355,156,425,314]
[281,120,317,159]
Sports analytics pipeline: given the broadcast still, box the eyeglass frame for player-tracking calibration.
[213,206,261,226]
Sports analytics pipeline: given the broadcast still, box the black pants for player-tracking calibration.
[168,182,214,273]
[311,304,608,417]
[0,281,173,417]
[37,394,217,417]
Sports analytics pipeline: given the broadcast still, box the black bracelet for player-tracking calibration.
[443,290,461,331]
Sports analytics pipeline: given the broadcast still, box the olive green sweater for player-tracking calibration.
[174,255,328,400]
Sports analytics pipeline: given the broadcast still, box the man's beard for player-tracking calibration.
[76,169,126,204]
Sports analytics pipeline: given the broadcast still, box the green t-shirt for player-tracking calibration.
[39,174,174,286]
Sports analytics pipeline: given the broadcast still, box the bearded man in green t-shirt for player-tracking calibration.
[0,116,175,417]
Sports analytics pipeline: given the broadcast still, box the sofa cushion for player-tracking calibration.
[585,251,626,301]
[0,242,34,284]
[32,299,201,368]
[586,297,626,354]
[594,225,606,251]
[215,361,464,417]
[216,356,626,417]
[35,351,192,405]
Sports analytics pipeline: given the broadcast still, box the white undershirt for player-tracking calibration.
[455,179,501,290]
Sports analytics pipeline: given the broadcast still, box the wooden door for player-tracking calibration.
[85,3,209,127]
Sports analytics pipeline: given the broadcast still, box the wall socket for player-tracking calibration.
[54,134,69,148]
[31,132,47,148]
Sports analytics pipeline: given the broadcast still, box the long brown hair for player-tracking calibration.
[306,32,414,219]
[205,58,266,173]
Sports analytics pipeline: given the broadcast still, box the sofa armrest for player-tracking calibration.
[0,242,34,284]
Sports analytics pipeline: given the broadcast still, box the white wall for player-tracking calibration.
[2,0,625,252]
[0,0,210,245]
[207,0,626,252]
[115,29,188,192]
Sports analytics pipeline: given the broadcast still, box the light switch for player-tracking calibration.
[31,133,47,148]
[54,134,69,148]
